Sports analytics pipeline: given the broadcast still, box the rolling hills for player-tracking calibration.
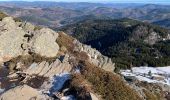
[1,2,170,29]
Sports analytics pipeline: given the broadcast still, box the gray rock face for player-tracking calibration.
[73,40,115,72]
[0,17,59,63]
[0,85,51,100]
[144,32,161,45]
[24,58,72,78]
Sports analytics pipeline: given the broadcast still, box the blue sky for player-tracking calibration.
[0,0,170,3]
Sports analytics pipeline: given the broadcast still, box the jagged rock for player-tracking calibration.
[24,58,72,78]
[0,85,51,100]
[30,28,59,57]
[73,40,115,72]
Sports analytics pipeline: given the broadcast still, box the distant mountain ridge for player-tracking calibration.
[0,2,170,29]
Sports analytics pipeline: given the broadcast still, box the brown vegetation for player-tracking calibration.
[0,12,8,20]
[143,89,158,100]
[69,74,93,100]
[26,75,48,88]
[137,82,164,100]
[56,31,75,52]
[71,60,142,100]
[5,54,58,72]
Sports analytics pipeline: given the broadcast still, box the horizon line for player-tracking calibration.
[0,1,170,4]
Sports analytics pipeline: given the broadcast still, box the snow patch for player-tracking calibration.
[40,72,75,99]
[41,72,70,95]
[0,88,5,94]
[49,73,70,94]
[121,66,170,85]
[61,95,75,100]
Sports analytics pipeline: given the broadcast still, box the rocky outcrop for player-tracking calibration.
[6,54,73,87]
[24,58,72,78]
[30,28,59,57]
[0,17,59,63]
[73,40,115,72]
[0,85,50,100]
[0,16,117,100]
[144,32,161,45]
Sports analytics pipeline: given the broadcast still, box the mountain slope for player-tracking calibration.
[153,19,170,29]
[0,12,168,100]
[0,14,145,100]
[60,18,170,69]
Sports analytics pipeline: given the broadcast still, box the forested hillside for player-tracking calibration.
[61,18,170,70]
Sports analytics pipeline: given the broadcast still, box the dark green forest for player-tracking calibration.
[60,18,170,70]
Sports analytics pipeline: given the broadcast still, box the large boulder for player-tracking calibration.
[30,28,59,57]
[0,85,50,100]
[0,17,27,63]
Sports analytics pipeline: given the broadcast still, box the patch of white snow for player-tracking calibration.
[121,66,170,85]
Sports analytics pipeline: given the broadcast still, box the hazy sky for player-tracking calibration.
[0,0,170,3]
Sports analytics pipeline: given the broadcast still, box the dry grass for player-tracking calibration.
[5,54,58,72]
[0,12,22,22]
[77,61,142,100]
[69,73,93,100]
[56,31,75,52]
[143,89,158,100]
[136,82,163,100]
[26,75,48,88]
[0,12,8,20]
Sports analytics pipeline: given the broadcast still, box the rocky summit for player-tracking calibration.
[1,2,170,100]
[0,16,117,100]
[0,15,169,100]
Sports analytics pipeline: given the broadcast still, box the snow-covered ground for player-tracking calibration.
[40,72,75,100]
[0,88,4,94]
[120,66,170,85]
